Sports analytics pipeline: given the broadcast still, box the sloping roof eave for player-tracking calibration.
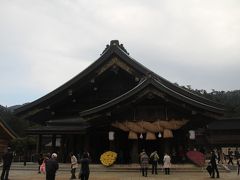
[14,45,150,116]
[80,77,225,117]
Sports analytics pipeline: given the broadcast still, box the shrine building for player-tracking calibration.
[15,40,226,163]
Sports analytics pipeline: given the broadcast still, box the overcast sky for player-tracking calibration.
[1,0,240,107]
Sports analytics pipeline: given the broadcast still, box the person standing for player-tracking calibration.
[79,152,90,180]
[45,153,59,180]
[163,153,171,175]
[217,149,225,164]
[38,153,44,174]
[1,147,13,180]
[150,151,159,174]
[235,148,239,159]
[40,153,51,174]
[70,152,78,179]
[227,148,234,165]
[237,158,240,175]
[140,149,149,177]
[210,150,220,178]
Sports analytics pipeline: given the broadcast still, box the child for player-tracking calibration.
[40,154,50,174]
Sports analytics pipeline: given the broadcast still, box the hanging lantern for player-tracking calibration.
[139,133,144,139]
[158,132,162,138]
[146,132,156,140]
[189,130,195,140]
[128,131,138,139]
[163,129,173,138]
[108,131,115,141]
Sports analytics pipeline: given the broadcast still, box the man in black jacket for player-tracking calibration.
[210,150,220,178]
[45,153,59,180]
[79,152,90,180]
[1,147,13,180]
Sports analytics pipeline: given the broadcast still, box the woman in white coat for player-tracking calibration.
[70,152,78,179]
[163,153,171,175]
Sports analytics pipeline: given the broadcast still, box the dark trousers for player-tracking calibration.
[141,167,148,177]
[228,158,234,165]
[211,164,219,178]
[80,173,89,180]
[238,166,240,175]
[1,165,10,180]
[165,168,170,175]
[46,172,56,180]
[71,168,76,179]
[152,161,158,174]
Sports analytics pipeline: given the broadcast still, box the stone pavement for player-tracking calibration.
[4,170,240,180]
[8,162,236,172]
[3,162,239,180]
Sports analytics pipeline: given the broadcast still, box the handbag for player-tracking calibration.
[206,165,212,176]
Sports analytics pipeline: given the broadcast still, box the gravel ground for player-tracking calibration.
[5,170,240,180]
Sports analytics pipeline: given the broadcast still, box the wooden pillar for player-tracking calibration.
[59,135,65,162]
[73,135,77,154]
[109,131,115,151]
[52,135,56,153]
[84,134,90,152]
[163,139,172,155]
[109,141,115,151]
[69,135,74,153]
[130,140,139,163]
[64,135,69,163]
[75,134,82,155]
[36,134,42,154]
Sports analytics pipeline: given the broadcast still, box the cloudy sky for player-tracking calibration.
[1,0,240,106]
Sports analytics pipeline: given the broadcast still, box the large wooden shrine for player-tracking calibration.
[15,40,226,163]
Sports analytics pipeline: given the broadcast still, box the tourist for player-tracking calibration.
[40,154,50,174]
[163,153,171,175]
[210,150,220,178]
[45,153,59,180]
[70,152,78,179]
[79,152,90,180]
[227,148,234,165]
[150,151,159,174]
[217,149,225,164]
[237,158,240,175]
[38,153,44,174]
[216,149,220,164]
[235,148,239,159]
[140,149,149,177]
[1,147,13,180]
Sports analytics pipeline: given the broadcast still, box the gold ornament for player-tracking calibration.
[100,151,118,167]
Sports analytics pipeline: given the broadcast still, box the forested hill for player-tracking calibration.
[180,86,240,117]
[0,105,29,136]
